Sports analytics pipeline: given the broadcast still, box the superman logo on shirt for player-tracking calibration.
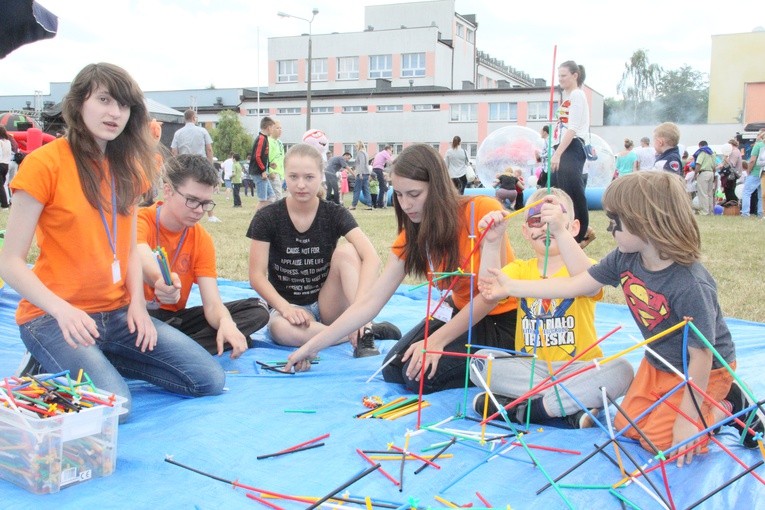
[620,271,670,331]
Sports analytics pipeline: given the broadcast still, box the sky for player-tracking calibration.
[1,0,761,98]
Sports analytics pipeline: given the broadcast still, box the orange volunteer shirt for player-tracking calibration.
[392,195,517,314]
[137,203,217,311]
[11,138,134,324]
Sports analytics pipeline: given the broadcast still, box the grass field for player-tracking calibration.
[0,189,761,322]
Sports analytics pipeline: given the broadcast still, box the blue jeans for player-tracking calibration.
[352,174,371,207]
[19,307,225,418]
[373,168,388,208]
[256,176,275,201]
[741,173,762,217]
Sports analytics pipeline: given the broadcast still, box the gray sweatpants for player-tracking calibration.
[470,349,634,417]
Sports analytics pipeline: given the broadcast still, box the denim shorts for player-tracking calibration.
[256,176,275,201]
[267,301,321,336]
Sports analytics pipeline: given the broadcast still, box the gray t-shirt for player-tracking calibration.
[171,123,212,156]
[588,249,735,372]
[246,199,358,306]
[354,150,370,175]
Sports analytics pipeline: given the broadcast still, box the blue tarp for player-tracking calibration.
[1,280,764,509]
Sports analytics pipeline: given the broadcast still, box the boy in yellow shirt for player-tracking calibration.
[472,188,634,428]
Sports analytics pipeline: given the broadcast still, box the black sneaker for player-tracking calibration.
[472,391,527,423]
[353,328,380,358]
[369,321,402,341]
[563,409,599,429]
[725,380,764,448]
[14,351,43,378]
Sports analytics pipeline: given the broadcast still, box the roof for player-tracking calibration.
[144,98,184,123]
[40,98,184,124]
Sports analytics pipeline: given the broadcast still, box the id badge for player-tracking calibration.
[111,259,122,284]
[430,298,453,323]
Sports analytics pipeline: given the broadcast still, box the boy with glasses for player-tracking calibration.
[137,154,268,357]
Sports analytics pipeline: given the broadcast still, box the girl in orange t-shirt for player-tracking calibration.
[0,63,224,418]
[286,144,518,394]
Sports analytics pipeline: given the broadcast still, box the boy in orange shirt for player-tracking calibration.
[137,155,268,357]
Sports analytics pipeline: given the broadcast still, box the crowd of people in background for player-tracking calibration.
[612,127,764,218]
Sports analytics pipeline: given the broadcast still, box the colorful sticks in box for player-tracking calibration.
[0,372,116,419]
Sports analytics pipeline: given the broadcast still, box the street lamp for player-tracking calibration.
[278,8,319,131]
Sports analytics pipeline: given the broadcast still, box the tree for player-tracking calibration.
[618,49,663,123]
[654,66,708,124]
[211,110,253,161]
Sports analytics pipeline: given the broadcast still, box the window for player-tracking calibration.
[527,101,558,121]
[377,104,403,112]
[401,52,426,77]
[463,143,477,159]
[378,143,403,155]
[310,106,333,114]
[369,54,392,79]
[277,60,297,83]
[342,105,368,113]
[489,102,518,121]
[450,103,477,122]
[277,107,301,115]
[246,108,270,116]
[311,58,328,81]
[337,57,359,80]
[413,104,440,111]
[343,144,356,157]
[466,29,474,43]
[427,143,440,152]
[456,23,464,38]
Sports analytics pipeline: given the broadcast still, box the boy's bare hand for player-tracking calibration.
[477,211,508,244]
[539,196,568,235]
[478,268,513,301]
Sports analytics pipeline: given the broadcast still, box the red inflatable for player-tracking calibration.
[9,128,56,154]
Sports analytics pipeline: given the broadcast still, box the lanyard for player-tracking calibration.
[155,205,188,270]
[96,176,118,261]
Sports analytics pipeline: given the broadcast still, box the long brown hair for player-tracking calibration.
[63,63,155,215]
[391,144,463,279]
[602,172,700,265]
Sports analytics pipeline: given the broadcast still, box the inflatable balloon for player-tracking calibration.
[0,112,39,132]
[476,126,543,188]
[302,129,329,163]
[714,204,724,215]
[476,126,615,190]
[583,133,616,188]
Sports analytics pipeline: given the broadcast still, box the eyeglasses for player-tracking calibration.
[525,202,567,229]
[174,188,216,212]
[606,211,622,233]
[526,215,544,228]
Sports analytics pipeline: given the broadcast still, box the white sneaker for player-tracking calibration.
[207,216,222,223]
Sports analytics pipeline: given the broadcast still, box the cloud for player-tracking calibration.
[0,0,749,98]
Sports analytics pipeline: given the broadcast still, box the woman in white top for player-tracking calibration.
[0,126,13,208]
[444,135,469,194]
[550,60,592,247]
